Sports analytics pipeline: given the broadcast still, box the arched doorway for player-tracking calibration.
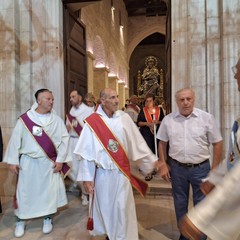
[126,0,171,113]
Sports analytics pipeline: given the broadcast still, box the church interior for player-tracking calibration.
[1,0,240,239]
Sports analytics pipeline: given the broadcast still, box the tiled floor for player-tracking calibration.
[0,172,179,240]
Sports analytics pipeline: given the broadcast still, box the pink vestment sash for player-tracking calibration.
[66,113,83,136]
[85,113,148,196]
[20,112,70,176]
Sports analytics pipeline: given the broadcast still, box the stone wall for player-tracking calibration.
[1,0,240,158]
[171,0,240,153]
[127,15,166,61]
[80,0,128,105]
[0,0,64,146]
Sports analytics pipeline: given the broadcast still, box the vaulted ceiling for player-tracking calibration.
[123,0,167,45]
[62,0,168,17]
[123,0,167,17]
[62,0,167,45]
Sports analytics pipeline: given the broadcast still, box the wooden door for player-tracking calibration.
[63,7,87,114]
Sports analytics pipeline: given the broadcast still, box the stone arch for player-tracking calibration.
[93,35,106,67]
[128,26,165,62]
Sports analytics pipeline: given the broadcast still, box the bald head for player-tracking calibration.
[100,88,114,99]
[100,88,119,117]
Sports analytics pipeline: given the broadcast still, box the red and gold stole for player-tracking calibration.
[143,106,161,123]
[66,113,83,136]
[20,113,70,177]
[85,113,148,196]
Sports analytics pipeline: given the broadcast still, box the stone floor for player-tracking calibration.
[0,171,179,240]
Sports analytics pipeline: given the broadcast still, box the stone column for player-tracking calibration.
[108,76,119,90]
[0,0,36,141]
[118,82,126,110]
[93,67,110,97]
[1,0,65,143]
[30,0,64,117]
[220,0,240,152]
[171,0,240,154]
[125,87,129,102]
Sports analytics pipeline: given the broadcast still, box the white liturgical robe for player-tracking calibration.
[187,117,240,240]
[4,103,70,219]
[66,103,93,180]
[74,105,157,240]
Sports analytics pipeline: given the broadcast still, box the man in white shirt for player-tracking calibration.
[179,56,240,240]
[156,88,223,240]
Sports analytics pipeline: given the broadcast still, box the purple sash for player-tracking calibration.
[66,113,83,136]
[20,113,70,176]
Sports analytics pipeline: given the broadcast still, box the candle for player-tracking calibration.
[152,108,158,157]
[152,108,156,120]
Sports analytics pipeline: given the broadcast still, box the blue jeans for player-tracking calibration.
[170,159,210,240]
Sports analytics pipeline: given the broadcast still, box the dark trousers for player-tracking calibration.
[170,159,210,240]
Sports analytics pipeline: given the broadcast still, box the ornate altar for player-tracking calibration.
[137,56,164,101]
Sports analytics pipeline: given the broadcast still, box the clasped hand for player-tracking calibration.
[53,162,63,173]
[148,121,158,134]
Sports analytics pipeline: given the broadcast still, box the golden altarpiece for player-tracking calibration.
[137,56,165,107]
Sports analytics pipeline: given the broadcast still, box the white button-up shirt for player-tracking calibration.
[156,108,222,163]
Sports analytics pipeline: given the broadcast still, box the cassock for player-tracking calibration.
[4,103,70,219]
[66,103,94,180]
[74,105,157,240]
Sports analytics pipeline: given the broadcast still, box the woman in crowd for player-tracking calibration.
[137,93,164,180]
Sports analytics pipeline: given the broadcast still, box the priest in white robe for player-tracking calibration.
[4,89,70,238]
[74,88,158,240]
[66,90,94,205]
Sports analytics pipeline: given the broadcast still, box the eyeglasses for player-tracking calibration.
[232,66,238,75]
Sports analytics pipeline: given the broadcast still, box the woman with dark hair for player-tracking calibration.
[137,93,164,180]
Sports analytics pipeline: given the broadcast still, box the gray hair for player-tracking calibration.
[100,89,106,99]
[175,87,195,100]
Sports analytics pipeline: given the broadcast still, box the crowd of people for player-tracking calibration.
[2,53,240,240]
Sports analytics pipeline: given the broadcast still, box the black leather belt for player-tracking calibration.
[171,158,209,168]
